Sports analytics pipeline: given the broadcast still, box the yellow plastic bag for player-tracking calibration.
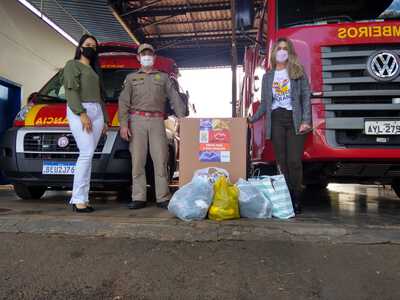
[208,176,240,221]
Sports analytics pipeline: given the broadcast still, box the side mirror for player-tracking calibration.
[235,0,255,31]
[259,48,267,56]
[27,92,38,104]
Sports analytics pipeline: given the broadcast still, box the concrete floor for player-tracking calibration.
[1,232,400,300]
[1,184,400,299]
[0,183,399,228]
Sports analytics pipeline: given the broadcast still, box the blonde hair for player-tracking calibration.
[270,37,304,80]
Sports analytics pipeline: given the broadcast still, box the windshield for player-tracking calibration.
[38,68,135,103]
[277,0,399,29]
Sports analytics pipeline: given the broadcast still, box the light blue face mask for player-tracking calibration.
[140,55,154,67]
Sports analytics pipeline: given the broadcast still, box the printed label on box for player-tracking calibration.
[220,151,231,163]
[199,119,231,163]
[199,130,209,143]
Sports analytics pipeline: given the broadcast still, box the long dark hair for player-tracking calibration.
[74,34,101,75]
[74,34,106,100]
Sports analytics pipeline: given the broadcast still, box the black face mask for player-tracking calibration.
[81,47,97,60]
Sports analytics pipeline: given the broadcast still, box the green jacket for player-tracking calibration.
[60,59,109,123]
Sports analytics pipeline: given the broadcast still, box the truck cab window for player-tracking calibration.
[278,0,398,29]
[37,68,136,103]
[102,69,136,102]
[48,85,65,100]
[39,73,66,101]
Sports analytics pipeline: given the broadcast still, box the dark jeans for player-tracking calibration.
[271,108,306,198]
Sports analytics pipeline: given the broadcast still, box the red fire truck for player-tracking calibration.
[241,0,400,197]
[0,43,188,199]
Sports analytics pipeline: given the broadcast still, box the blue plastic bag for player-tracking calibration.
[168,175,213,221]
[236,179,272,219]
[248,175,294,219]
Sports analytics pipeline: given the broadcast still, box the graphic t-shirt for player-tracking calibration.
[271,69,292,111]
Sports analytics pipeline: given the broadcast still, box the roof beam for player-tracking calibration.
[146,28,257,38]
[158,47,247,68]
[158,42,250,50]
[120,0,159,17]
[134,14,178,31]
[154,38,250,49]
[126,1,264,17]
[110,6,141,44]
[137,16,241,32]
[127,2,231,17]
[149,36,252,49]
[155,17,231,26]
[185,0,200,47]
[149,33,256,42]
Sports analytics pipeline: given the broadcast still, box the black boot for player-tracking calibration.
[128,201,146,210]
[289,189,302,215]
[156,200,170,209]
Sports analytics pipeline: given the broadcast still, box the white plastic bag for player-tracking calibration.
[193,167,229,184]
[248,175,294,219]
[237,179,272,219]
[168,175,213,221]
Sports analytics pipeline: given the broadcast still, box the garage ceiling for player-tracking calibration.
[25,0,264,68]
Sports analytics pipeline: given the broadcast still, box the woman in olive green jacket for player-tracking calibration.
[61,34,109,213]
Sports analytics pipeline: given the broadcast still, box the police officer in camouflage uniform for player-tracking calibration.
[118,43,186,209]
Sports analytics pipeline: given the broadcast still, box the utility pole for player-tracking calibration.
[231,0,238,117]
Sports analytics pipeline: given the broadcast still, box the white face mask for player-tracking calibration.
[140,55,154,67]
[276,49,289,63]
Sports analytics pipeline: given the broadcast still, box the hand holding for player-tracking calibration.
[120,126,132,141]
[102,123,109,135]
[80,113,92,133]
[299,123,312,133]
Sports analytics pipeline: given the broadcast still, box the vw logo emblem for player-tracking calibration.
[57,136,69,148]
[367,50,400,82]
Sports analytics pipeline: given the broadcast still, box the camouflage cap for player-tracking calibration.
[137,43,155,54]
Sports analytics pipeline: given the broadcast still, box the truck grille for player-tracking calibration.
[23,132,106,159]
[321,44,400,148]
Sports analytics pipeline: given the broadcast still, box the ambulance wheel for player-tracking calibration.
[145,145,176,182]
[13,184,46,200]
[117,186,131,202]
[392,179,400,199]
[143,146,176,202]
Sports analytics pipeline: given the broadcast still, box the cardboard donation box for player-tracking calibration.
[179,118,248,186]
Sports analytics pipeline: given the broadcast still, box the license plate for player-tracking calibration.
[42,161,76,175]
[364,120,400,135]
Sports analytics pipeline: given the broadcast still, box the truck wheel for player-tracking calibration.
[13,184,46,200]
[391,179,400,198]
[305,182,329,190]
[167,145,177,181]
